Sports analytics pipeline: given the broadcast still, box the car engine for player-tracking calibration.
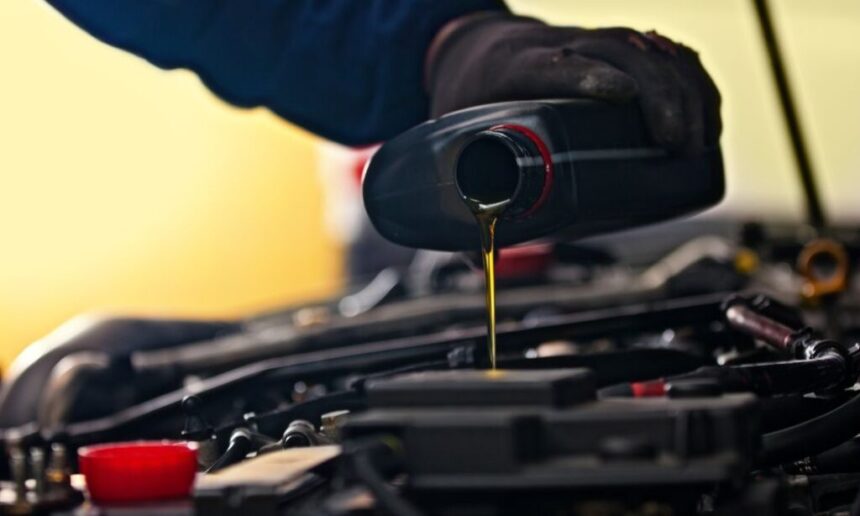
[1,2,857,515]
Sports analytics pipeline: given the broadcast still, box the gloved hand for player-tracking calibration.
[427,13,721,153]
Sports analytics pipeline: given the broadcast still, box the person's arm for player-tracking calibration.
[47,1,720,151]
[46,0,508,145]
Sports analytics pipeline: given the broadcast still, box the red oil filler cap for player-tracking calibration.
[78,441,198,503]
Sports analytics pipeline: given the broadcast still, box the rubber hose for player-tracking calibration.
[761,391,860,466]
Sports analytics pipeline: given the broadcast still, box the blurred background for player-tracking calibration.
[1,0,858,367]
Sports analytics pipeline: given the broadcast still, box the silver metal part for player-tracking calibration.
[29,448,45,499]
[321,410,351,442]
[46,443,70,489]
[10,447,27,503]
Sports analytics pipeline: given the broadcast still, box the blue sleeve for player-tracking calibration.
[45,0,507,145]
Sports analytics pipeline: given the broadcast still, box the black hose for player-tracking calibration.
[791,437,860,475]
[205,427,275,473]
[350,442,422,516]
[677,355,847,396]
[205,432,252,474]
[760,394,850,433]
[761,391,860,466]
[602,356,848,399]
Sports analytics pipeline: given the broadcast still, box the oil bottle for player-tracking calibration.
[362,99,724,252]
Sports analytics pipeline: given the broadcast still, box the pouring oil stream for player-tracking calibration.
[461,198,510,370]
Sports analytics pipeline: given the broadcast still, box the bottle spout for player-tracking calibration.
[455,127,551,218]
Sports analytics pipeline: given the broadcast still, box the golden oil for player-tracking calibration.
[462,198,509,370]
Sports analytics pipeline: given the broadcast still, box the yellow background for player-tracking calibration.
[1,1,858,367]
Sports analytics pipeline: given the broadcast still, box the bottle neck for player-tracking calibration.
[455,125,552,219]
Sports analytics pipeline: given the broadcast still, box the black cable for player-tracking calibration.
[352,452,422,516]
[790,436,860,475]
[205,427,275,473]
[760,393,850,433]
[205,438,250,473]
[684,355,846,396]
[760,391,860,466]
[602,354,850,400]
[752,0,826,228]
[347,440,422,516]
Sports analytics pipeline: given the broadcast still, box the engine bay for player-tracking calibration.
[2,2,856,514]
[2,219,860,515]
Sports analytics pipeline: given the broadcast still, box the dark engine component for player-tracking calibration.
[345,369,760,515]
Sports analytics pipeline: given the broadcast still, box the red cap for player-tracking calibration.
[78,441,198,504]
[630,379,667,398]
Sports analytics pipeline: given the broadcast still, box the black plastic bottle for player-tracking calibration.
[363,99,724,251]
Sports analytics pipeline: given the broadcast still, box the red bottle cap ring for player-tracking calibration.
[78,441,198,504]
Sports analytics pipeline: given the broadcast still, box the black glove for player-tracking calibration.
[427,13,721,153]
